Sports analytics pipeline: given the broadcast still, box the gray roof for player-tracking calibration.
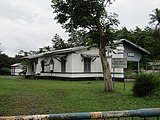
[23,46,88,59]
[119,39,150,54]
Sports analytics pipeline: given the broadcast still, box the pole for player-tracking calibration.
[113,68,115,89]
[124,68,125,91]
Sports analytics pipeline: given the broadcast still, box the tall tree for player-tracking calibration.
[52,34,68,49]
[149,8,160,59]
[0,54,15,75]
[51,0,119,91]
[44,46,52,51]
[149,8,160,30]
[67,30,87,47]
[18,50,31,56]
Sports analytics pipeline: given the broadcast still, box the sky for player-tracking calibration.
[0,0,159,57]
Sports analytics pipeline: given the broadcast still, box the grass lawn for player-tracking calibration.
[0,76,160,116]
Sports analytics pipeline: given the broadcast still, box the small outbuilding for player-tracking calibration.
[11,63,23,76]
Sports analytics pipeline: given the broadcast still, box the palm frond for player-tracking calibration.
[149,8,160,29]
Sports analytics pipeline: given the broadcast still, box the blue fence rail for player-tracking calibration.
[0,108,160,120]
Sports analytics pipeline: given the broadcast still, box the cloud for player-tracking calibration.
[0,0,160,57]
[0,0,34,23]
[0,0,68,57]
[0,17,68,56]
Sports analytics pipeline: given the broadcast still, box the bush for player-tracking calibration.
[0,67,10,75]
[132,74,160,97]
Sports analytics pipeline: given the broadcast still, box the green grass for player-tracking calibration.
[0,76,160,116]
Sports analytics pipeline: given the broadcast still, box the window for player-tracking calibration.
[127,52,135,57]
[84,58,91,72]
[61,58,66,72]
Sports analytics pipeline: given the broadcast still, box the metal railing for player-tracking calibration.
[0,108,160,120]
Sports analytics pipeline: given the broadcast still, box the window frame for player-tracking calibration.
[84,57,91,72]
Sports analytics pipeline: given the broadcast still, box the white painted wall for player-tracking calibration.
[70,53,83,72]
[26,64,32,75]
[70,47,102,73]
[66,53,73,72]
[11,64,23,76]
[11,67,23,75]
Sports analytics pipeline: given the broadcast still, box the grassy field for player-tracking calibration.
[0,76,160,116]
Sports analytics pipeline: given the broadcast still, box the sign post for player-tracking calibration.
[111,58,127,90]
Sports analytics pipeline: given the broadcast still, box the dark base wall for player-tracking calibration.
[25,75,124,81]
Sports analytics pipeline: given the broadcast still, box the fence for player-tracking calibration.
[0,108,160,120]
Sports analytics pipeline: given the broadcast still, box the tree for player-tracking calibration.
[149,8,160,39]
[115,26,160,61]
[44,46,52,51]
[38,46,52,53]
[52,34,68,49]
[115,27,131,40]
[18,50,31,56]
[67,30,87,47]
[51,0,119,91]
[0,54,15,75]
[149,8,160,30]
[149,8,160,59]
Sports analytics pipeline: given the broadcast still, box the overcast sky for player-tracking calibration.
[0,0,159,57]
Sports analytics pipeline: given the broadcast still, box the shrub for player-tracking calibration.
[132,74,160,97]
[0,67,10,75]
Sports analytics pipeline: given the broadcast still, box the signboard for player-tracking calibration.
[112,58,127,68]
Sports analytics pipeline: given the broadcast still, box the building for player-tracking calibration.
[11,63,23,76]
[23,39,150,80]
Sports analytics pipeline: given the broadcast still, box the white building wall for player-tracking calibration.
[15,68,23,75]
[53,58,61,72]
[36,56,63,73]
[66,54,73,72]
[11,66,23,76]
[70,53,83,72]
[91,57,102,72]
[83,48,102,72]
[70,47,102,73]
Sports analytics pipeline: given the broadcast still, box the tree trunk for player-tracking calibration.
[96,16,113,91]
[99,44,113,91]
